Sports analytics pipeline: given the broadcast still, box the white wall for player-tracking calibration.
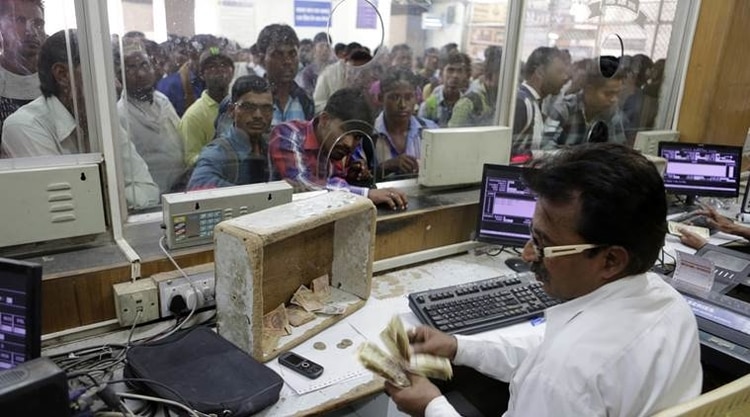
[424,1,467,50]
[99,0,391,51]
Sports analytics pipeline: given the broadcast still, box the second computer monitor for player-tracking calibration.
[0,258,42,370]
[659,142,742,204]
[476,164,537,247]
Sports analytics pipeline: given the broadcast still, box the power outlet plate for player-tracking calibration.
[113,278,160,327]
[154,271,216,318]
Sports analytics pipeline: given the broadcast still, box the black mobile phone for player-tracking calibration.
[278,351,324,379]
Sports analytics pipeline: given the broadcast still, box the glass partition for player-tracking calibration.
[1,0,696,227]
[512,0,684,157]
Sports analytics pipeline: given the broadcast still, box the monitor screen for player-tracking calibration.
[476,164,537,247]
[0,258,42,370]
[659,142,741,199]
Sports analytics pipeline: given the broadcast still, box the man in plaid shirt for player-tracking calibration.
[269,88,408,210]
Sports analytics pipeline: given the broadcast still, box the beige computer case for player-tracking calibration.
[214,191,376,362]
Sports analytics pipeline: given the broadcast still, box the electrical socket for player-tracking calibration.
[113,278,160,327]
[154,271,216,318]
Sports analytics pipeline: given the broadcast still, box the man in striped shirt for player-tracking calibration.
[269,88,408,210]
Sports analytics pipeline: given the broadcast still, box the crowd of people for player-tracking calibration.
[0,1,666,212]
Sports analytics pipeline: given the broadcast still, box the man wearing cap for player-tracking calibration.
[178,46,234,166]
[187,75,274,190]
[156,34,219,117]
[115,38,186,194]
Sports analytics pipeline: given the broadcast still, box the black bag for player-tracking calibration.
[124,326,283,416]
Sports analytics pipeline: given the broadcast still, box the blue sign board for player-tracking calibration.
[294,0,331,28]
[356,0,379,29]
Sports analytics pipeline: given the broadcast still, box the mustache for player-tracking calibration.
[530,261,550,283]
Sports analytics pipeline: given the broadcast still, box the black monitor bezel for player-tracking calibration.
[0,257,42,367]
[475,163,536,247]
[658,142,742,199]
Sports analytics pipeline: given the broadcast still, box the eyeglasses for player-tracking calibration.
[235,102,274,114]
[529,224,605,260]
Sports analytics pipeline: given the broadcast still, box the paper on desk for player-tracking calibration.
[671,251,715,294]
[668,221,710,239]
[266,321,370,395]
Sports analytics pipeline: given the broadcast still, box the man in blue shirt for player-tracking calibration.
[187,75,274,190]
[257,24,314,126]
[156,34,218,116]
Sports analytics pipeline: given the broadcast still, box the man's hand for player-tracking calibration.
[369,188,408,211]
[678,227,708,249]
[382,155,419,175]
[698,206,738,234]
[346,160,373,185]
[385,374,442,417]
[408,326,458,360]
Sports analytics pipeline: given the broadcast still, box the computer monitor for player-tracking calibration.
[475,164,537,247]
[633,130,679,156]
[0,258,42,370]
[419,126,512,187]
[659,142,742,207]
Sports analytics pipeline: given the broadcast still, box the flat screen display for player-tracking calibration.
[0,258,42,370]
[475,164,537,247]
[659,142,742,199]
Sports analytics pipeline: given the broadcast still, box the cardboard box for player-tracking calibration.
[214,192,376,361]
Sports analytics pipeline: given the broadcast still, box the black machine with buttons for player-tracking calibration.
[408,272,561,335]
[671,244,750,376]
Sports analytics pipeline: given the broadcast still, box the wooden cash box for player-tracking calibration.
[214,191,376,362]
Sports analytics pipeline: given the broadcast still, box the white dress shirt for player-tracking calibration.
[118,91,185,194]
[2,95,160,210]
[313,60,346,114]
[425,272,702,417]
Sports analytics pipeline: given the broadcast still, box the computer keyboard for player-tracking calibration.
[670,211,717,235]
[408,272,561,335]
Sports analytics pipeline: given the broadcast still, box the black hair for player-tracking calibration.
[324,88,374,134]
[348,49,372,63]
[0,0,44,16]
[231,75,271,102]
[123,30,145,40]
[522,47,564,80]
[39,29,80,98]
[390,44,411,57]
[631,54,653,87]
[345,42,363,57]
[423,47,438,57]
[380,67,417,95]
[585,57,626,89]
[523,143,667,276]
[442,52,471,71]
[257,24,299,55]
[484,45,502,74]
[313,32,331,44]
[300,38,313,47]
[334,43,346,55]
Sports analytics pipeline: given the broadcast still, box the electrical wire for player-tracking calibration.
[116,393,205,417]
[104,378,193,406]
[126,310,143,346]
[157,236,198,340]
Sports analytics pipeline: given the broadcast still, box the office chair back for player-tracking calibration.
[651,374,750,417]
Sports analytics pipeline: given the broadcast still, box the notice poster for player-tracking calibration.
[295,0,331,27]
[356,0,379,29]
